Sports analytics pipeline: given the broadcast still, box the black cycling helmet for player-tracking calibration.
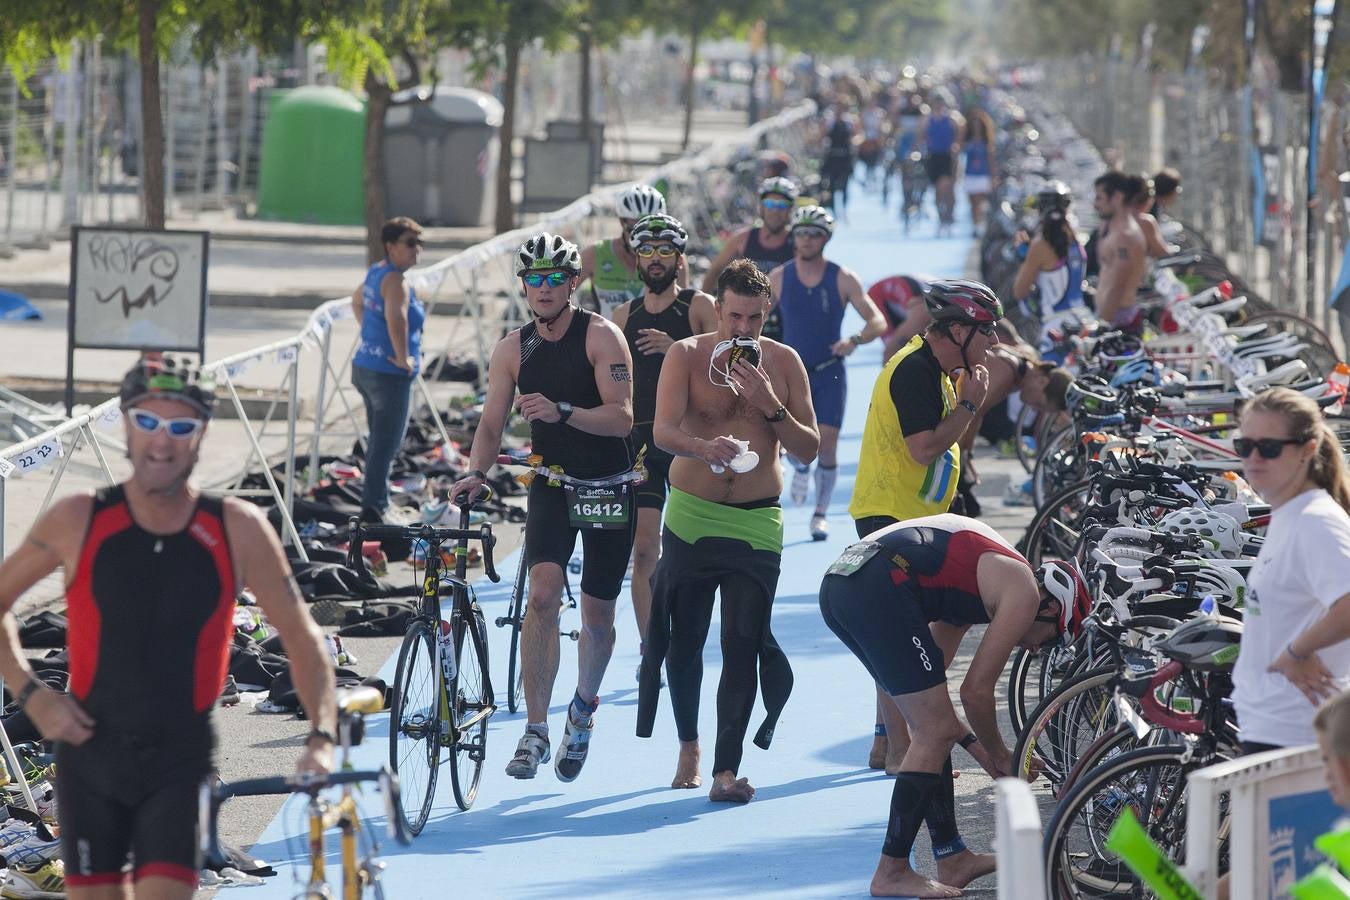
[1152,615,1243,672]
[627,214,688,252]
[924,279,1004,326]
[119,355,216,418]
[1036,180,1072,214]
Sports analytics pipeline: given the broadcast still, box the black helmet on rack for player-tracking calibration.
[1153,615,1243,672]
[924,279,1004,326]
[1036,180,1072,215]
[1064,374,1120,418]
[119,355,216,418]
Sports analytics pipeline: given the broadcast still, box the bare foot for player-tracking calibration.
[708,770,755,803]
[672,740,701,789]
[869,734,887,770]
[870,856,960,898]
[935,849,996,889]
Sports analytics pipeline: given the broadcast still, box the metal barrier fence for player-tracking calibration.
[0,36,765,252]
[1039,60,1348,355]
[0,102,819,581]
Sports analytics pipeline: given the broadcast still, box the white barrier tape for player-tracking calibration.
[0,436,64,480]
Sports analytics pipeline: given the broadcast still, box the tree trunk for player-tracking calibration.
[495,37,521,235]
[681,26,701,151]
[137,0,165,228]
[363,73,392,264]
[579,26,593,142]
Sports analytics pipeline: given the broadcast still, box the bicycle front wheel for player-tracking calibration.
[388,621,441,836]
[449,605,492,810]
[1042,745,1205,899]
[506,553,527,714]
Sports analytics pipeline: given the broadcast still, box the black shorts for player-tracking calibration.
[926,151,954,182]
[57,732,210,887]
[819,559,945,696]
[525,478,636,601]
[632,425,673,511]
[854,516,899,540]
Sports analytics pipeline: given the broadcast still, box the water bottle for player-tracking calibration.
[438,620,457,682]
[1199,594,1217,617]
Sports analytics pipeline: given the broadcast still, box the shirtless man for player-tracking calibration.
[1129,173,1178,259]
[1091,170,1148,331]
[636,258,819,803]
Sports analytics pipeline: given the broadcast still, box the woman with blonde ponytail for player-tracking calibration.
[1232,387,1350,755]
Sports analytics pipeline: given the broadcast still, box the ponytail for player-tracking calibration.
[1311,424,1350,514]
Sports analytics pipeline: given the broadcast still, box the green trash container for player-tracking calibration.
[257,86,366,225]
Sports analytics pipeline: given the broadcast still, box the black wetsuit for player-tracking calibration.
[519,308,635,600]
[58,485,236,887]
[743,228,794,342]
[622,290,696,510]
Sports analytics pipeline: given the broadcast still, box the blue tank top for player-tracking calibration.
[354,261,425,376]
[926,114,956,153]
[963,141,990,176]
[779,260,846,370]
[1049,242,1086,313]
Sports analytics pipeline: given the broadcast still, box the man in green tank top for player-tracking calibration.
[579,184,687,319]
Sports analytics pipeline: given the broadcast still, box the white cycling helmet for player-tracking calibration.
[616,184,667,220]
[1156,509,1243,559]
[514,232,582,277]
[1037,560,1091,639]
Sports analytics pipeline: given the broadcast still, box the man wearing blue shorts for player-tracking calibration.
[769,205,885,541]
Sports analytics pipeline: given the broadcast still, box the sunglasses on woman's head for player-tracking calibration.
[128,409,204,439]
[1232,437,1304,459]
[635,243,679,259]
[523,271,571,288]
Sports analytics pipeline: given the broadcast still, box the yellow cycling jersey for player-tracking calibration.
[849,335,961,521]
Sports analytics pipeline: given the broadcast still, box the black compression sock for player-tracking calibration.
[882,771,940,859]
[926,755,965,858]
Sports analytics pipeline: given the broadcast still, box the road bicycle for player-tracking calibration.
[201,686,409,900]
[347,491,500,834]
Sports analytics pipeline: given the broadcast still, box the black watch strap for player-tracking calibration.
[15,678,40,710]
[764,406,787,423]
[957,399,978,415]
[306,728,337,748]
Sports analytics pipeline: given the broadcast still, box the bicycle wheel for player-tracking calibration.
[1019,479,1091,568]
[388,622,440,836]
[1032,426,1080,509]
[1006,642,1079,736]
[1013,404,1040,475]
[505,553,527,715]
[1011,667,1117,791]
[1042,745,1209,899]
[449,604,491,811]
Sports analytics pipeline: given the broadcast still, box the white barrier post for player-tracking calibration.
[1185,745,1331,899]
[996,777,1047,899]
[308,325,332,490]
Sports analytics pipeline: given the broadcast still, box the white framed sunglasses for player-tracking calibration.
[128,408,205,439]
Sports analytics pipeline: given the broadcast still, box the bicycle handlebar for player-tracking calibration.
[199,767,411,867]
[1115,659,1205,735]
[345,496,500,584]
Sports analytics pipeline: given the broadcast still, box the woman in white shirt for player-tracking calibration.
[1234,387,1350,754]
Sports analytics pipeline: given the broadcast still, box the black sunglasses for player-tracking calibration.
[1232,437,1304,459]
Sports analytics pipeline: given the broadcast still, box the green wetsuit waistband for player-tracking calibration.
[664,486,784,554]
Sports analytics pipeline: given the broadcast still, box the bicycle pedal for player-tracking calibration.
[494,616,512,628]
[561,629,580,641]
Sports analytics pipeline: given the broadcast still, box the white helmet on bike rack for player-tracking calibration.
[1156,509,1244,559]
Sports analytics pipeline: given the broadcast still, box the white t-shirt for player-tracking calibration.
[1233,488,1350,747]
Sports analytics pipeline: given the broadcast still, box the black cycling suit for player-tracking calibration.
[743,227,795,342]
[819,514,1027,695]
[623,289,696,511]
[58,484,236,887]
[518,307,635,600]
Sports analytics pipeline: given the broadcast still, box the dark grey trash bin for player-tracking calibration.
[384,87,504,226]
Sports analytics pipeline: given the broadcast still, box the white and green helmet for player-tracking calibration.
[790,205,835,235]
[515,232,582,277]
[616,184,667,220]
[759,176,799,201]
[627,214,688,252]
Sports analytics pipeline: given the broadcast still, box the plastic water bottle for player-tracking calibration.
[1199,594,1217,616]
[438,620,457,682]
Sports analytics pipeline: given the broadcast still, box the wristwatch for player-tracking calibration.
[14,678,40,710]
[556,401,574,424]
[764,405,787,423]
[306,728,337,748]
[958,399,979,415]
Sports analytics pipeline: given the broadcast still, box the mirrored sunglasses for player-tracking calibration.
[129,409,204,439]
[523,271,571,288]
